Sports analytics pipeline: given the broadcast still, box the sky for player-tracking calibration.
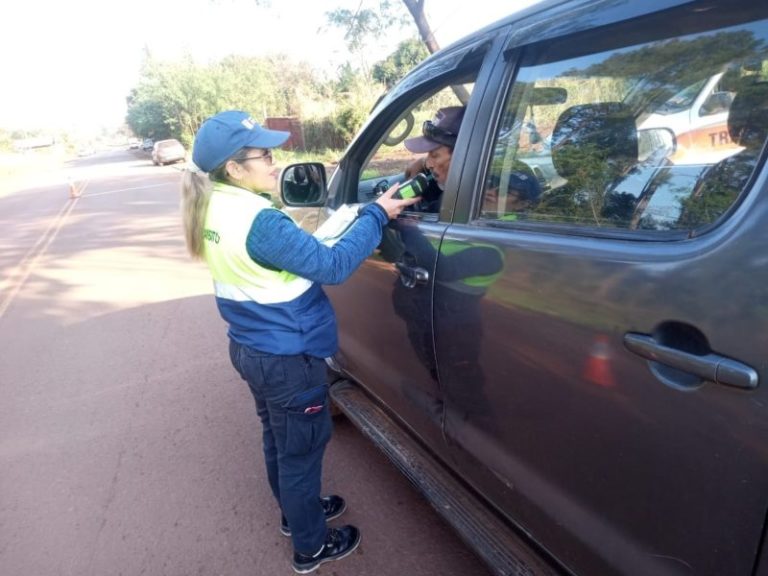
[1,0,541,134]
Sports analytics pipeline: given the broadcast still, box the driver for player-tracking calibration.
[403,106,466,212]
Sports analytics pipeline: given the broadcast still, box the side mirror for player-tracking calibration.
[637,127,677,162]
[280,162,328,207]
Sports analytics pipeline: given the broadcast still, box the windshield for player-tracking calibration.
[652,78,709,114]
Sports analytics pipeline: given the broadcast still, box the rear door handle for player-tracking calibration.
[623,333,758,390]
[395,262,429,288]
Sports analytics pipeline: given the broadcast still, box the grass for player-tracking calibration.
[0,148,71,196]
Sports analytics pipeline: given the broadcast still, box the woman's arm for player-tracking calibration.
[245,203,388,285]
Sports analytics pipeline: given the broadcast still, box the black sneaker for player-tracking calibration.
[292,525,361,574]
[280,495,347,537]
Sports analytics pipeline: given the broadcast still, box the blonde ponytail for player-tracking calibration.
[180,170,213,259]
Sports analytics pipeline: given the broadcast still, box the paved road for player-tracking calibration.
[0,149,491,576]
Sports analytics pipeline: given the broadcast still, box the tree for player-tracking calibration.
[125,54,221,145]
[571,30,765,114]
[372,38,428,88]
[326,0,425,81]
[400,0,440,55]
[327,1,469,101]
[326,1,409,53]
[125,48,332,147]
[327,1,440,58]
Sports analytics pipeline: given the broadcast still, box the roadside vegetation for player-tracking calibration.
[123,0,443,153]
[0,2,454,180]
[124,37,428,152]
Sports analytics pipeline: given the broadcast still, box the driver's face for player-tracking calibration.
[424,145,453,187]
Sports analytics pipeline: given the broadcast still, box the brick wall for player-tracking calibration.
[265,117,305,150]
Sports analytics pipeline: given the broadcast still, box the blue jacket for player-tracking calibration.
[202,183,387,357]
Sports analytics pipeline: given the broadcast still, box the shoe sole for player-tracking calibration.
[291,530,361,574]
[280,501,348,537]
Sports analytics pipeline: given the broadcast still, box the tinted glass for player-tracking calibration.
[481,20,768,233]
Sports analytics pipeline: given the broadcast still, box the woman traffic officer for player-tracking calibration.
[180,110,417,574]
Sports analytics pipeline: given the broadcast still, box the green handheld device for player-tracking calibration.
[393,173,429,200]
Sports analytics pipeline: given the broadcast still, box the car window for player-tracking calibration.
[480,19,768,233]
[358,79,476,215]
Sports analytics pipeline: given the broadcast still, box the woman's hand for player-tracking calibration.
[374,185,421,219]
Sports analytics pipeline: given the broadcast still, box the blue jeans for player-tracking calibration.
[229,340,332,554]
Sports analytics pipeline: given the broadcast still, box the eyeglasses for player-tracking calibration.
[422,120,457,147]
[235,150,273,164]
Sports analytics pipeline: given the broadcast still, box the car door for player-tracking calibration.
[435,2,768,575]
[324,34,505,457]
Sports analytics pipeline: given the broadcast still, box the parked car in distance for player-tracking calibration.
[151,139,186,165]
[278,1,768,575]
[141,138,154,151]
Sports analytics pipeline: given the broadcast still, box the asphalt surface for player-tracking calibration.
[0,149,491,576]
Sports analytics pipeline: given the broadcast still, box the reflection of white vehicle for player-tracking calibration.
[639,73,739,164]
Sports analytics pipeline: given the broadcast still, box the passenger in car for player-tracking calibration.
[403,105,466,212]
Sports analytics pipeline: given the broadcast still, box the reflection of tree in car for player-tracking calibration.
[678,80,768,228]
[572,30,763,113]
[601,191,640,225]
[536,102,639,227]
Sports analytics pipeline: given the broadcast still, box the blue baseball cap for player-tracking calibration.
[192,110,290,172]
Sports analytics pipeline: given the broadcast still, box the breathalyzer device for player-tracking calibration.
[392,173,429,200]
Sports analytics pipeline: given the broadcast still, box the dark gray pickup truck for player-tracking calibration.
[280,1,768,574]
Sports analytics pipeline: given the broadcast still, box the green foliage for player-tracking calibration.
[677,149,758,228]
[0,129,15,152]
[325,1,409,53]
[124,6,430,153]
[572,30,766,114]
[303,116,349,150]
[125,54,218,146]
[302,89,376,151]
[125,51,329,147]
[372,38,428,88]
[334,63,361,95]
[322,65,384,149]
[334,104,368,142]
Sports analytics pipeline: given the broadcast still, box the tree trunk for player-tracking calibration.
[402,0,471,104]
[402,0,441,54]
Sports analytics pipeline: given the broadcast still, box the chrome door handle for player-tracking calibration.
[395,262,429,288]
[623,333,758,390]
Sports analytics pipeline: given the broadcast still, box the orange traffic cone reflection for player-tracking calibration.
[583,334,615,387]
